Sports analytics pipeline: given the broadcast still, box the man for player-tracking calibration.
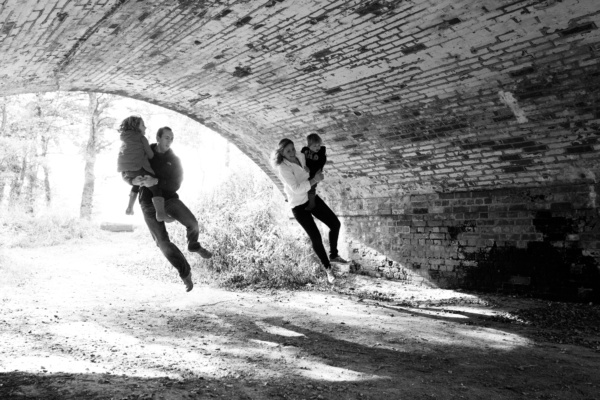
[133,126,212,292]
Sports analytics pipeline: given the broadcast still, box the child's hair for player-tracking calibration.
[119,116,143,134]
[271,138,294,167]
[307,133,322,145]
[157,126,172,138]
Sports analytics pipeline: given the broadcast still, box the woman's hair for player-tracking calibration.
[271,138,294,167]
[157,126,172,138]
[118,115,143,134]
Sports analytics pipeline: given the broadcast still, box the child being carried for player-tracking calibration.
[116,115,173,222]
[300,133,326,211]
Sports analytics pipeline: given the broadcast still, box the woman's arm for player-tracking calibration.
[278,164,312,194]
[141,136,154,159]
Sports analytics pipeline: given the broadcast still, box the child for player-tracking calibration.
[117,115,173,222]
[301,133,327,211]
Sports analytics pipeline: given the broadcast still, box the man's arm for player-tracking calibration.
[132,175,157,187]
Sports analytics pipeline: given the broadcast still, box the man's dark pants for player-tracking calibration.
[140,198,200,278]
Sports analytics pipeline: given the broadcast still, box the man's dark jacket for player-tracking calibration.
[139,143,183,204]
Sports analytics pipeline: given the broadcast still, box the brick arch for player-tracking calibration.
[2,0,600,298]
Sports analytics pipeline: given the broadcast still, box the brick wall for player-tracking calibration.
[339,183,600,301]
[1,0,600,299]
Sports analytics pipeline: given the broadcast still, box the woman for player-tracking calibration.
[272,138,348,284]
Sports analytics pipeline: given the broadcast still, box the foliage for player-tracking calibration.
[0,206,100,248]
[80,92,117,219]
[0,92,90,211]
[1,91,328,289]
[166,166,324,289]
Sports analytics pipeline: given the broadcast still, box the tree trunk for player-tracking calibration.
[10,155,28,207]
[0,100,6,203]
[40,136,51,204]
[0,100,6,135]
[225,141,230,168]
[80,154,96,219]
[25,159,39,213]
[80,93,99,219]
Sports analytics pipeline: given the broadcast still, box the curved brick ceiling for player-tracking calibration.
[1,0,599,200]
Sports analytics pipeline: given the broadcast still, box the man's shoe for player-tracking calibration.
[182,272,193,292]
[189,242,213,259]
[325,268,335,284]
[330,255,349,264]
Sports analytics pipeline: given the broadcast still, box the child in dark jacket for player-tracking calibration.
[117,115,172,222]
[300,133,326,211]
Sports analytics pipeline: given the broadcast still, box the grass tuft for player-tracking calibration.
[165,167,324,289]
[0,207,100,248]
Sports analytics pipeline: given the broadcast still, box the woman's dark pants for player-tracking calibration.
[292,195,341,268]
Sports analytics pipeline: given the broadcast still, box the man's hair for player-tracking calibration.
[307,133,322,145]
[157,126,172,138]
[118,116,143,134]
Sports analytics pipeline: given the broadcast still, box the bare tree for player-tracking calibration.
[0,98,6,134]
[0,99,6,202]
[5,93,73,211]
[40,135,51,204]
[79,92,114,219]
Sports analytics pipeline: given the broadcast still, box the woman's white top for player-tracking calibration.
[276,151,311,208]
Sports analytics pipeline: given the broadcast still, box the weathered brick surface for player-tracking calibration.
[335,182,600,299]
[1,0,600,298]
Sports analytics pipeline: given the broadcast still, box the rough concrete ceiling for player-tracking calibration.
[1,0,599,200]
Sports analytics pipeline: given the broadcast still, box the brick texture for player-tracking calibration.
[1,0,600,299]
[335,183,600,300]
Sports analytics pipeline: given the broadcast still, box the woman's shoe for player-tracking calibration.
[325,267,335,284]
[330,255,349,264]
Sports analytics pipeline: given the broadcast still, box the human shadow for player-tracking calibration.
[3,294,600,400]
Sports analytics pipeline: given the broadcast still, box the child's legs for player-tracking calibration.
[129,184,140,196]
[306,184,317,210]
[148,184,162,197]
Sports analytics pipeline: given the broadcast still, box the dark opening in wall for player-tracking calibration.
[214,9,232,20]
[232,66,251,78]
[309,14,328,24]
[265,0,285,8]
[509,66,536,77]
[356,1,387,16]
[460,242,599,301]
[235,16,252,27]
[402,43,427,55]
[312,48,332,60]
[325,87,343,95]
[558,22,597,37]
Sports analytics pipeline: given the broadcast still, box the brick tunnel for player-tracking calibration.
[1,0,599,300]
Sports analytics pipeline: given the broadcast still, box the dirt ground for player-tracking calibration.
[1,230,600,400]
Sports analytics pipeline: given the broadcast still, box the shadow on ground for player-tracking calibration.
[2,235,600,399]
